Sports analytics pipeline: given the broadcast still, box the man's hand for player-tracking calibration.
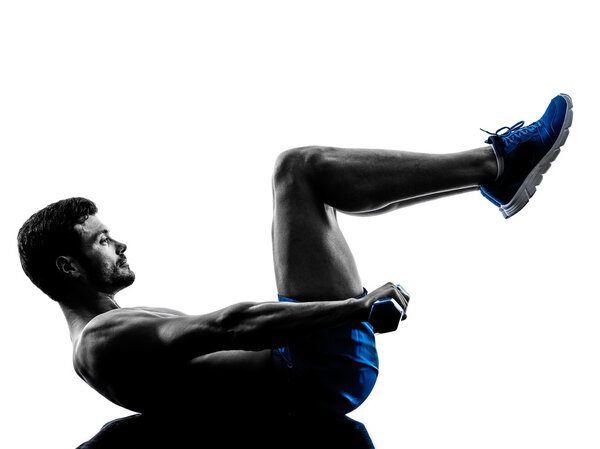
[361,282,411,331]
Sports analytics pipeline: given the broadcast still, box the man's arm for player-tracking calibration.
[160,282,406,358]
[163,298,361,357]
[82,282,406,365]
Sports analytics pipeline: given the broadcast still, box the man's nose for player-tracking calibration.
[116,240,127,254]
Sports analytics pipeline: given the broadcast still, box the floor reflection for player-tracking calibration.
[77,411,374,448]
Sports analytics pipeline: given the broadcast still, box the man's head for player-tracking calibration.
[18,198,135,302]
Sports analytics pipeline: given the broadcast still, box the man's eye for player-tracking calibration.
[100,238,109,245]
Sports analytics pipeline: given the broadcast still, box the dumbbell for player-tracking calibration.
[367,283,410,334]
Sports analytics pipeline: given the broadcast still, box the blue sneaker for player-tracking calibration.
[480,94,573,218]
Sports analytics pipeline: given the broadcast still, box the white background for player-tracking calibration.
[1,1,598,448]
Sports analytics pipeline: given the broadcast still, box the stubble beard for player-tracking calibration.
[93,264,136,294]
[113,265,136,291]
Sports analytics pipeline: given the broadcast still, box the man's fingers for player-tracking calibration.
[396,283,411,302]
[387,286,408,311]
[370,282,411,313]
[367,282,411,332]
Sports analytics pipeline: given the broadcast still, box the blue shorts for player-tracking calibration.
[272,290,379,416]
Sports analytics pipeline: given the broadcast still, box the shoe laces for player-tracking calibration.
[480,120,541,144]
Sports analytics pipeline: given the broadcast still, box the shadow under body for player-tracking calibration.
[77,411,374,449]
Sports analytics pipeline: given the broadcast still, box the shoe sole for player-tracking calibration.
[498,93,573,219]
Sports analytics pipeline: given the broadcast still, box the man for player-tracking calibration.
[17,94,572,437]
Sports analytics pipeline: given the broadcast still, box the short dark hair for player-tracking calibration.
[17,197,98,301]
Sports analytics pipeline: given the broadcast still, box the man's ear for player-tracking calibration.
[55,256,82,279]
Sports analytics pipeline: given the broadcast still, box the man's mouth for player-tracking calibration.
[118,258,128,267]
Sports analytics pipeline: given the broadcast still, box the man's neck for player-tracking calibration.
[59,292,120,343]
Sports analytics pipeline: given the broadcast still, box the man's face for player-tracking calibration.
[74,215,135,294]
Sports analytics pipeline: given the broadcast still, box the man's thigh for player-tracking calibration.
[271,151,363,301]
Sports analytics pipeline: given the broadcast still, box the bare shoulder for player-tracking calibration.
[73,308,177,377]
[73,307,184,407]
[73,308,177,409]
[79,306,186,339]
[135,306,188,317]
[75,308,177,355]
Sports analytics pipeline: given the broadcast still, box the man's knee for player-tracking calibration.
[273,146,331,189]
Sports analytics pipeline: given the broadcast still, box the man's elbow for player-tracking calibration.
[219,303,268,351]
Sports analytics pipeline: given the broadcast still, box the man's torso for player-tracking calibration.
[72,307,277,417]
